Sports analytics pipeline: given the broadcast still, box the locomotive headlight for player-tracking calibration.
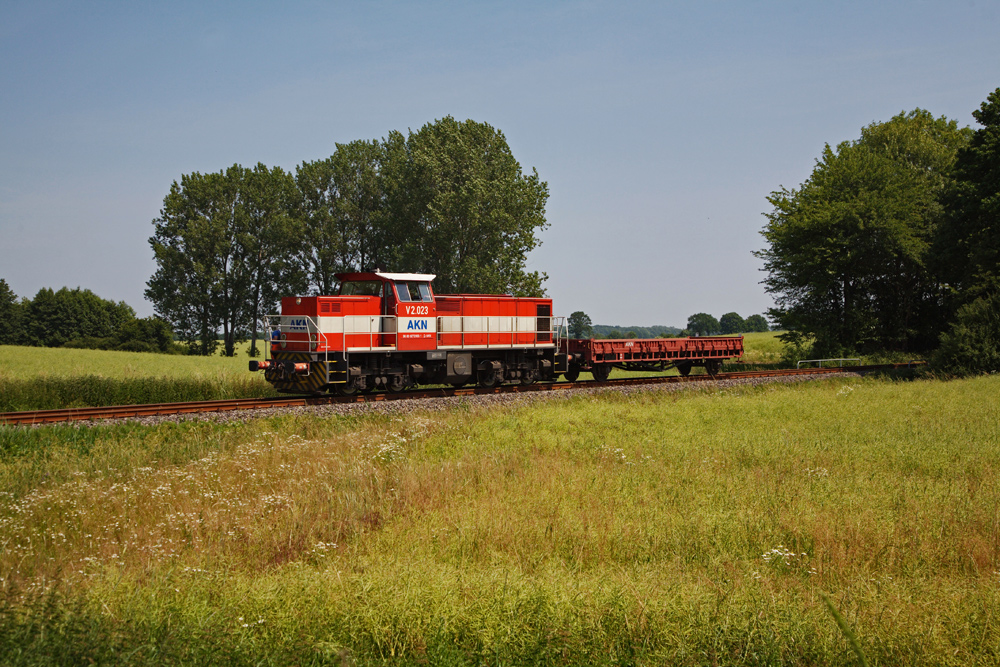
[280,333,287,349]
[296,298,302,305]
[310,333,317,341]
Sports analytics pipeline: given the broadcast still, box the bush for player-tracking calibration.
[932,293,1000,376]
[59,318,181,354]
[116,316,175,352]
[62,337,115,350]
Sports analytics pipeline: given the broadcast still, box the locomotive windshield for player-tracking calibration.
[340,281,383,297]
[394,281,433,302]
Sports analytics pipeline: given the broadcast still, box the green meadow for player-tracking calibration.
[1,373,997,665]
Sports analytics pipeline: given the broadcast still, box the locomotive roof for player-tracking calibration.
[336,271,437,283]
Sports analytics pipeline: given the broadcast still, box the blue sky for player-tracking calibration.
[1,1,998,327]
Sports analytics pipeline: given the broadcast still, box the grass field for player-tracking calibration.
[0,344,276,411]
[0,342,258,380]
[1,374,997,665]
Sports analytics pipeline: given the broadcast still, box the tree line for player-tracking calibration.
[757,88,1000,373]
[146,116,550,356]
[685,312,770,336]
[0,279,176,352]
[566,310,769,339]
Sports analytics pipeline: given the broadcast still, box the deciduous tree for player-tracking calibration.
[241,163,303,357]
[719,312,745,334]
[147,164,303,356]
[0,279,25,345]
[744,314,770,333]
[567,311,593,339]
[394,117,549,296]
[146,171,228,355]
[936,87,1000,301]
[756,110,970,355]
[296,140,385,294]
[687,313,720,336]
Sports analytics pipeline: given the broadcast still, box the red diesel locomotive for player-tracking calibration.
[249,271,743,394]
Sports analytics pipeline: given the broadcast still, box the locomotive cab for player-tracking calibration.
[339,273,437,351]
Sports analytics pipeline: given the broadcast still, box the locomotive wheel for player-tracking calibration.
[335,381,358,396]
[520,371,536,386]
[387,375,407,393]
[676,361,693,377]
[563,365,581,382]
[591,365,612,382]
[477,368,499,388]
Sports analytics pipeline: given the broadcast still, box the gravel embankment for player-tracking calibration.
[79,371,866,429]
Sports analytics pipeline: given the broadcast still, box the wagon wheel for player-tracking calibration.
[477,367,499,388]
[705,359,723,376]
[591,365,612,382]
[676,361,693,377]
[563,364,581,383]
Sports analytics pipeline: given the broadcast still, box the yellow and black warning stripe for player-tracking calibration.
[263,352,347,394]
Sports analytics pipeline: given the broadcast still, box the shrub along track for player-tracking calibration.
[0,365,919,427]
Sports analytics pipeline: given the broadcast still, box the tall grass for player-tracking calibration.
[1,375,998,664]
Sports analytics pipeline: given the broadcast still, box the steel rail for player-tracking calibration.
[0,363,920,426]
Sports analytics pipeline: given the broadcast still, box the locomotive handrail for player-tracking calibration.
[261,314,328,372]
[262,313,566,353]
[436,314,565,350]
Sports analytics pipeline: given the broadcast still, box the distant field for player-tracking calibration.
[1,374,997,664]
[0,342,257,381]
[738,330,786,364]
[0,343,275,411]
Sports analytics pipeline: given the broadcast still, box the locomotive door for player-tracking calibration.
[381,281,397,347]
[394,280,437,351]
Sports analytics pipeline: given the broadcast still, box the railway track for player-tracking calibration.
[0,364,919,426]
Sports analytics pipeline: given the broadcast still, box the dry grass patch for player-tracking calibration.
[0,417,443,589]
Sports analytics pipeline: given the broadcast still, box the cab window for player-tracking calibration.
[340,281,383,297]
[395,281,433,303]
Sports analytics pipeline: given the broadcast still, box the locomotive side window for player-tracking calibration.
[340,281,382,297]
[395,281,433,303]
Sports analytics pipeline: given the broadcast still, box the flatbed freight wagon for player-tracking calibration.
[562,335,743,381]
